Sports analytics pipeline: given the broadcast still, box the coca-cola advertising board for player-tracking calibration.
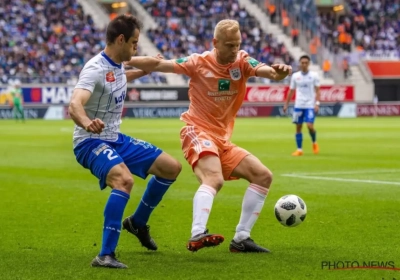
[244,85,354,103]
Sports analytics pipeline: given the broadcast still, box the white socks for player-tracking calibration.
[191,183,269,241]
[234,183,268,242]
[191,184,216,237]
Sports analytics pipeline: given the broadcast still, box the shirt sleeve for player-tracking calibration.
[75,62,102,93]
[173,54,197,77]
[242,53,266,79]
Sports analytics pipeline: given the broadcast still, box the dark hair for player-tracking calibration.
[299,55,311,61]
[106,14,142,44]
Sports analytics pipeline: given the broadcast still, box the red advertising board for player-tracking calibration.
[244,85,354,102]
[357,104,400,116]
[366,61,400,78]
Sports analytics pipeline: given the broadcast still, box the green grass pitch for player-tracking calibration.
[0,117,400,280]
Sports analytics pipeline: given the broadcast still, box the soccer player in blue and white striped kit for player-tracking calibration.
[69,14,181,268]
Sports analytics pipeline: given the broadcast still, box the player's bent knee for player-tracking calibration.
[160,159,181,180]
[255,168,273,189]
[195,154,224,191]
[106,164,134,193]
[169,159,182,179]
[265,169,273,185]
[203,174,224,191]
[111,175,134,193]
[149,153,182,180]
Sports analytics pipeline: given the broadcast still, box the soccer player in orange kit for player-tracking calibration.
[125,19,292,253]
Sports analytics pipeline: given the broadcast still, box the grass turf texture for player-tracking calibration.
[0,117,399,280]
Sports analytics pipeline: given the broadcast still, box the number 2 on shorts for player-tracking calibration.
[103,148,118,160]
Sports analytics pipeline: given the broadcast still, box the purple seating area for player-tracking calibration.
[346,0,399,54]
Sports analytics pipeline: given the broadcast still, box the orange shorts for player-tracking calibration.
[180,125,250,180]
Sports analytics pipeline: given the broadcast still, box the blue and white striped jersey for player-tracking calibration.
[73,52,127,148]
[290,71,320,109]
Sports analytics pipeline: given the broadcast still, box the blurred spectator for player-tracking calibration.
[309,37,320,64]
[142,0,296,83]
[282,10,290,35]
[268,2,277,24]
[291,25,299,46]
[342,57,350,79]
[322,58,331,78]
[0,0,166,84]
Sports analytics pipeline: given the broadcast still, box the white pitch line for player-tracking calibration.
[281,174,400,186]
[286,169,400,176]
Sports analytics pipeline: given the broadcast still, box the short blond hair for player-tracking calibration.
[214,19,240,39]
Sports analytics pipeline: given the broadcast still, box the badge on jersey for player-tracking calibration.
[246,57,260,68]
[229,68,241,80]
[176,57,188,64]
[106,71,116,82]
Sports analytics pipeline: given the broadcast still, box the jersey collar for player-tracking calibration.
[101,51,122,69]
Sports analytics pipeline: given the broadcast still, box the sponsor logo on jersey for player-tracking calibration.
[106,71,116,82]
[218,79,230,91]
[175,57,188,64]
[246,57,260,68]
[115,90,126,104]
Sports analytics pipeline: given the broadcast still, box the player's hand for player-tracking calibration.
[314,105,320,114]
[154,53,164,60]
[85,118,105,134]
[283,103,288,114]
[271,64,293,78]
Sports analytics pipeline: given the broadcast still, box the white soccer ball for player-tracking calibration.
[274,194,307,227]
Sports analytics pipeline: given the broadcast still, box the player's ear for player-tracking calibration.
[212,38,217,48]
[118,34,125,45]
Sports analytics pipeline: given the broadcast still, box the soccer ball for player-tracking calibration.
[274,195,307,227]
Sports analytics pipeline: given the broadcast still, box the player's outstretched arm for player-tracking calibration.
[125,69,149,82]
[125,56,175,74]
[69,89,104,134]
[256,64,292,81]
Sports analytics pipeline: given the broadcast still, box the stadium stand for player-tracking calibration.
[271,0,399,56]
[141,0,297,83]
[250,0,375,84]
[341,0,400,54]
[0,0,167,85]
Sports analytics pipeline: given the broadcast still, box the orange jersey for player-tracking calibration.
[173,49,265,140]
